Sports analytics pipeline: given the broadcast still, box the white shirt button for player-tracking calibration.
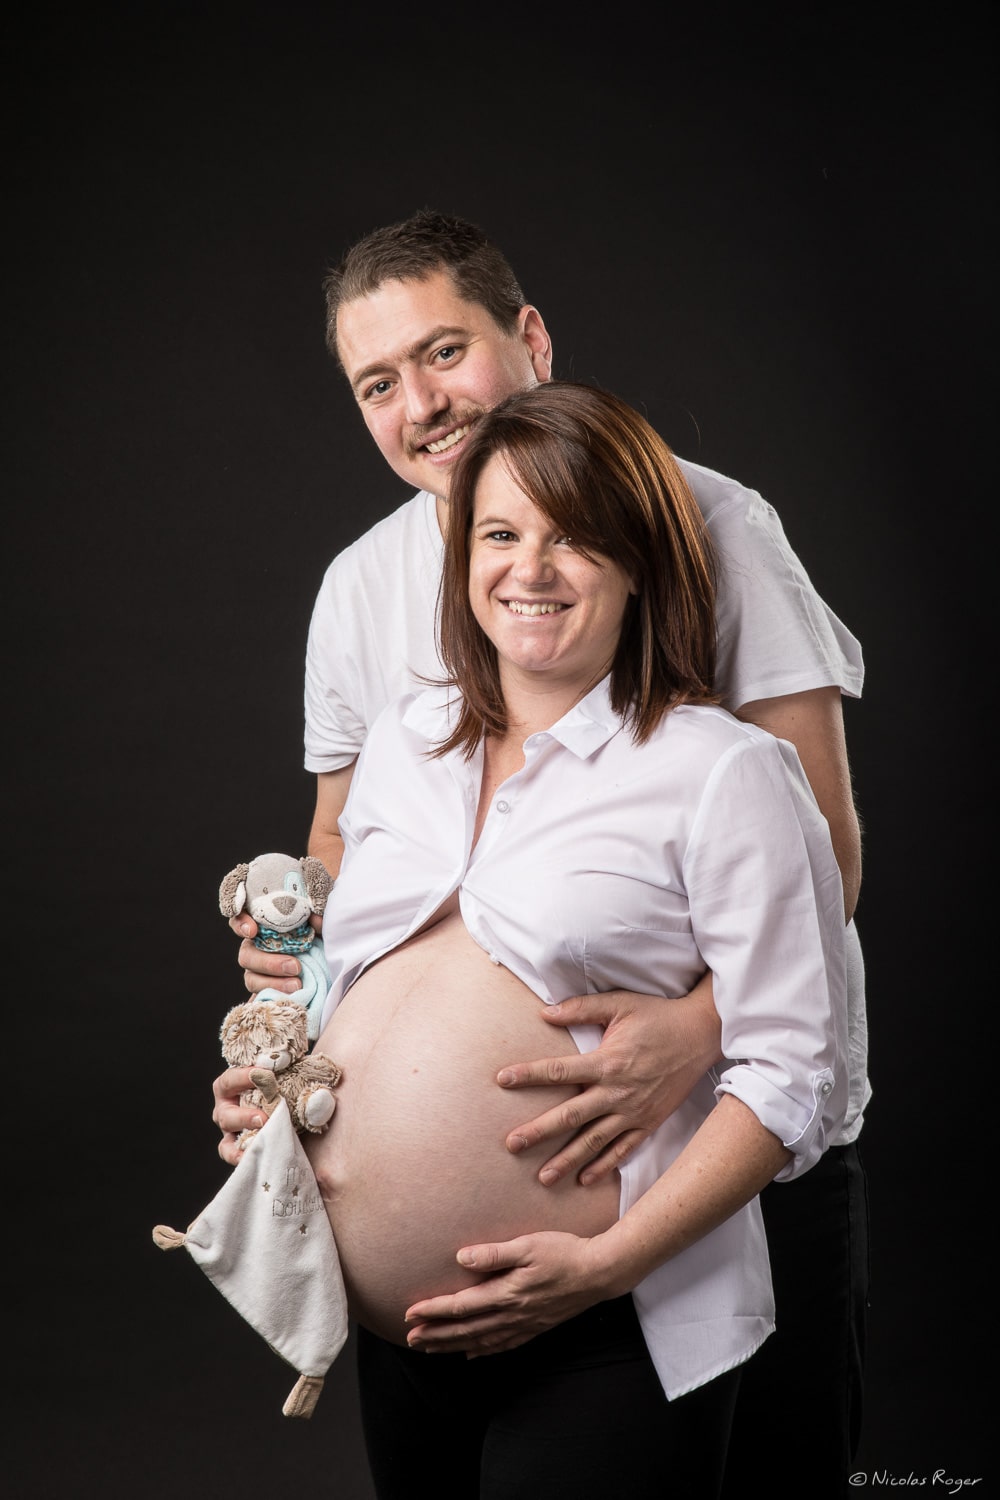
[496,799,510,813]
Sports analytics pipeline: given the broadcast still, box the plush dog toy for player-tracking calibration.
[220,995,342,1146]
[219,852,333,1039]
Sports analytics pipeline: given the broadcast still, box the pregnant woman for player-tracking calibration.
[299,381,848,1499]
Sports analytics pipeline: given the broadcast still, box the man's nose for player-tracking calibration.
[401,369,447,426]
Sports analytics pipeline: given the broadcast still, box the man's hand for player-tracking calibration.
[227,911,322,996]
[404,1231,614,1357]
[498,978,723,1186]
[216,911,324,1159]
[212,1065,266,1166]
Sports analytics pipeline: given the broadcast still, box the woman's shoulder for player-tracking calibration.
[652,701,763,750]
[611,702,791,786]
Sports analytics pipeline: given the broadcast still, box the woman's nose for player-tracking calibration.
[512,541,555,583]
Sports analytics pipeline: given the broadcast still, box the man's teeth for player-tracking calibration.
[504,601,566,615]
[426,425,470,454]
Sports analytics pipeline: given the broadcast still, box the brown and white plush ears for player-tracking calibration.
[218,863,250,918]
[218,854,332,920]
[301,856,333,913]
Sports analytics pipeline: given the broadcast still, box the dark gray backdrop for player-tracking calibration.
[10,4,991,1495]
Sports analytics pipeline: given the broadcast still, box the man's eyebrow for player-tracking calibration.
[350,325,470,392]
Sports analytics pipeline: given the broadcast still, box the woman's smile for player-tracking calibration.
[469,455,635,696]
[501,599,568,615]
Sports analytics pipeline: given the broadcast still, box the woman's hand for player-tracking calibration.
[404,1231,616,1356]
[498,977,723,1186]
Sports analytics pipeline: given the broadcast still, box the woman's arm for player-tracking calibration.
[494,687,859,1188]
[405,1094,789,1355]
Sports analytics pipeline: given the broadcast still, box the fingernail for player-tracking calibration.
[252,1115,265,1129]
[507,1134,527,1154]
[281,959,299,975]
[239,921,253,936]
[457,1250,476,1268]
[539,1168,559,1187]
[497,1069,515,1086]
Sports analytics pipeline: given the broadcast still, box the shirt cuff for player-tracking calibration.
[714,1065,842,1181]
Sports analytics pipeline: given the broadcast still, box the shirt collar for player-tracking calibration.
[539,676,622,759]
[401,685,460,741]
[401,676,623,761]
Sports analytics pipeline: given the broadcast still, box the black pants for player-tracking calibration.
[357,1294,741,1500]
[721,1142,871,1498]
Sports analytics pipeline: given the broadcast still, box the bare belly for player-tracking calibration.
[306,911,620,1344]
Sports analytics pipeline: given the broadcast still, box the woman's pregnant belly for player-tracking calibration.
[306,911,621,1344]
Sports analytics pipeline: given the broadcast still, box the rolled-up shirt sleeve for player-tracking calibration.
[683,733,849,1179]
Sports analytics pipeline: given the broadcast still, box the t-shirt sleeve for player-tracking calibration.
[303,558,369,773]
[702,480,865,711]
[302,493,444,776]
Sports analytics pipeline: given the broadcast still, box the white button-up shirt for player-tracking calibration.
[321,678,848,1397]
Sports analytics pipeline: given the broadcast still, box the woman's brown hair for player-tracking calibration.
[436,381,719,756]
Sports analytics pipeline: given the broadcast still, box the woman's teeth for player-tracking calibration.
[504,601,566,615]
[426,425,471,454]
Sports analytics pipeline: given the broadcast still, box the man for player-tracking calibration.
[215,210,869,1492]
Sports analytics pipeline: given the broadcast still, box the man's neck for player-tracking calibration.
[434,493,449,540]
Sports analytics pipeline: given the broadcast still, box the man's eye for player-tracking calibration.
[367,379,392,398]
[435,345,460,363]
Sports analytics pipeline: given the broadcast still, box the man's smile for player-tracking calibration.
[424,423,472,454]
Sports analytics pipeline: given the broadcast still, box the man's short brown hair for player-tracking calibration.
[323,209,527,359]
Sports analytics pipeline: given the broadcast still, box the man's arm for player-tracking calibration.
[214,763,359,1163]
[736,685,861,920]
[307,763,357,879]
[213,1066,267,1165]
[223,762,358,997]
[499,978,723,1184]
